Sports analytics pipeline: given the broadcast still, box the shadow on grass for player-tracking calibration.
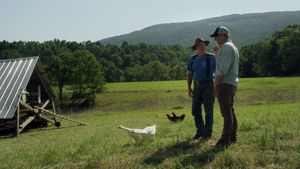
[143,140,196,165]
[180,146,225,167]
[26,124,85,134]
[0,125,84,139]
[143,140,225,167]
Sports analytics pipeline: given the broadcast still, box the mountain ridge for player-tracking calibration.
[99,10,300,47]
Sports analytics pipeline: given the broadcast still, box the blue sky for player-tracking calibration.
[0,0,299,42]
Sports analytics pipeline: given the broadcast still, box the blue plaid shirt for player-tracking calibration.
[187,53,216,81]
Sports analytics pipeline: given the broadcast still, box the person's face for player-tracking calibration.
[214,34,226,45]
[196,41,206,53]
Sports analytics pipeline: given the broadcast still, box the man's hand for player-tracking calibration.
[188,88,193,97]
[212,87,217,97]
[213,44,220,55]
[187,71,193,97]
[214,75,224,89]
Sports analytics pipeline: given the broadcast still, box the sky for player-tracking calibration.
[0,0,299,42]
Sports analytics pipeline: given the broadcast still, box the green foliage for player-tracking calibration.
[240,25,300,77]
[70,50,105,98]
[1,24,300,108]
[143,61,170,81]
[46,52,73,107]
[170,61,187,80]
[0,39,191,84]
[0,49,20,59]
[100,58,125,82]
[0,39,192,108]
[124,65,144,81]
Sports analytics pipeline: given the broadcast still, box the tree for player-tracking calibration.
[170,61,186,80]
[124,65,143,82]
[239,44,258,77]
[142,61,170,81]
[100,58,125,82]
[276,25,300,75]
[70,50,105,99]
[46,52,73,107]
[240,25,300,77]
[0,49,20,59]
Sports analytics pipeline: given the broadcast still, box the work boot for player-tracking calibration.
[193,133,202,140]
[214,137,230,147]
[230,136,237,143]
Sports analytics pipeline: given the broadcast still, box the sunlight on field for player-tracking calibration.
[97,77,300,113]
[106,77,300,92]
[0,77,299,169]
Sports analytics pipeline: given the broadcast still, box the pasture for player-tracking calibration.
[0,77,299,169]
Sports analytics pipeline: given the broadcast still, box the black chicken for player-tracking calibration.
[166,112,185,122]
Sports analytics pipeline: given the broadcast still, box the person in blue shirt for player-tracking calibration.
[187,37,216,141]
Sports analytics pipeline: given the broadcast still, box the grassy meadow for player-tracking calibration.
[0,77,300,169]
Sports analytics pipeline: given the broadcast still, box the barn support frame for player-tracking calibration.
[0,57,86,137]
[15,98,86,137]
[16,103,20,137]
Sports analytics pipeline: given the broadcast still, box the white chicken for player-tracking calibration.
[118,125,156,144]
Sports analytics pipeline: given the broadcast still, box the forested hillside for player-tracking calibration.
[1,25,299,106]
[100,11,300,48]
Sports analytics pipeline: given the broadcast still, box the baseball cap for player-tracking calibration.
[191,37,210,50]
[210,26,230,37]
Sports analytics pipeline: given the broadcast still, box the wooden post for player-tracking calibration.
[34,106,86,126]
[16,103,20,137]
[51,99,58,122]
[38,85,41,104]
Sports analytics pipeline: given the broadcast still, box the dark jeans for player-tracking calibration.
[216,84,238,141]
[192,80,215,137]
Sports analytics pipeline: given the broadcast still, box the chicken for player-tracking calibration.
[118,124,156,144]
[166,112,185,122]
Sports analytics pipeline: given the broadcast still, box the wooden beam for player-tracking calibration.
[34,106,86,126]
[51,99,58,122]
[41,99,50,109]
[38,115,55,124]
[19,100,34,111]
[38,85,41,104]
[16,103,20,137]
[19,116,36,133]
[19,100,41,114]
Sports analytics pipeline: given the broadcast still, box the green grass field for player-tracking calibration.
[0,77,300,169]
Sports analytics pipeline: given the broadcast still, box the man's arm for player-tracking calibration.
[214,75,224,87]
[213,44,220,56]
[187,71,193,97]
[216,45,232,77]
[213,45,232,96]
[213,74,224,97]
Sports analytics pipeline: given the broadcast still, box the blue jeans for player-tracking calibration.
[192,80,215,137]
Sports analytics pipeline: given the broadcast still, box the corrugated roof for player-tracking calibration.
[0,57,38,119]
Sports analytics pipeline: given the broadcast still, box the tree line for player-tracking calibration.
[0,40,191,107]
[240,25,300,77]
[0,25,299,106]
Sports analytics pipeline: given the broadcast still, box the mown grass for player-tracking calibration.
[96,77,300,112]
[0,77,300,169]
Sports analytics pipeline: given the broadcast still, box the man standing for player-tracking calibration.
[210,26,239,147]
[187,38,216,141]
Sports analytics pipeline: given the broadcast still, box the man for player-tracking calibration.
[210,26,239,147]
[187,37,216,141]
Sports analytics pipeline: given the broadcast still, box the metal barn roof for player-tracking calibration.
[0,57,54,119]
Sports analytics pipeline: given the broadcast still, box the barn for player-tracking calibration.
[0,56,60,136]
